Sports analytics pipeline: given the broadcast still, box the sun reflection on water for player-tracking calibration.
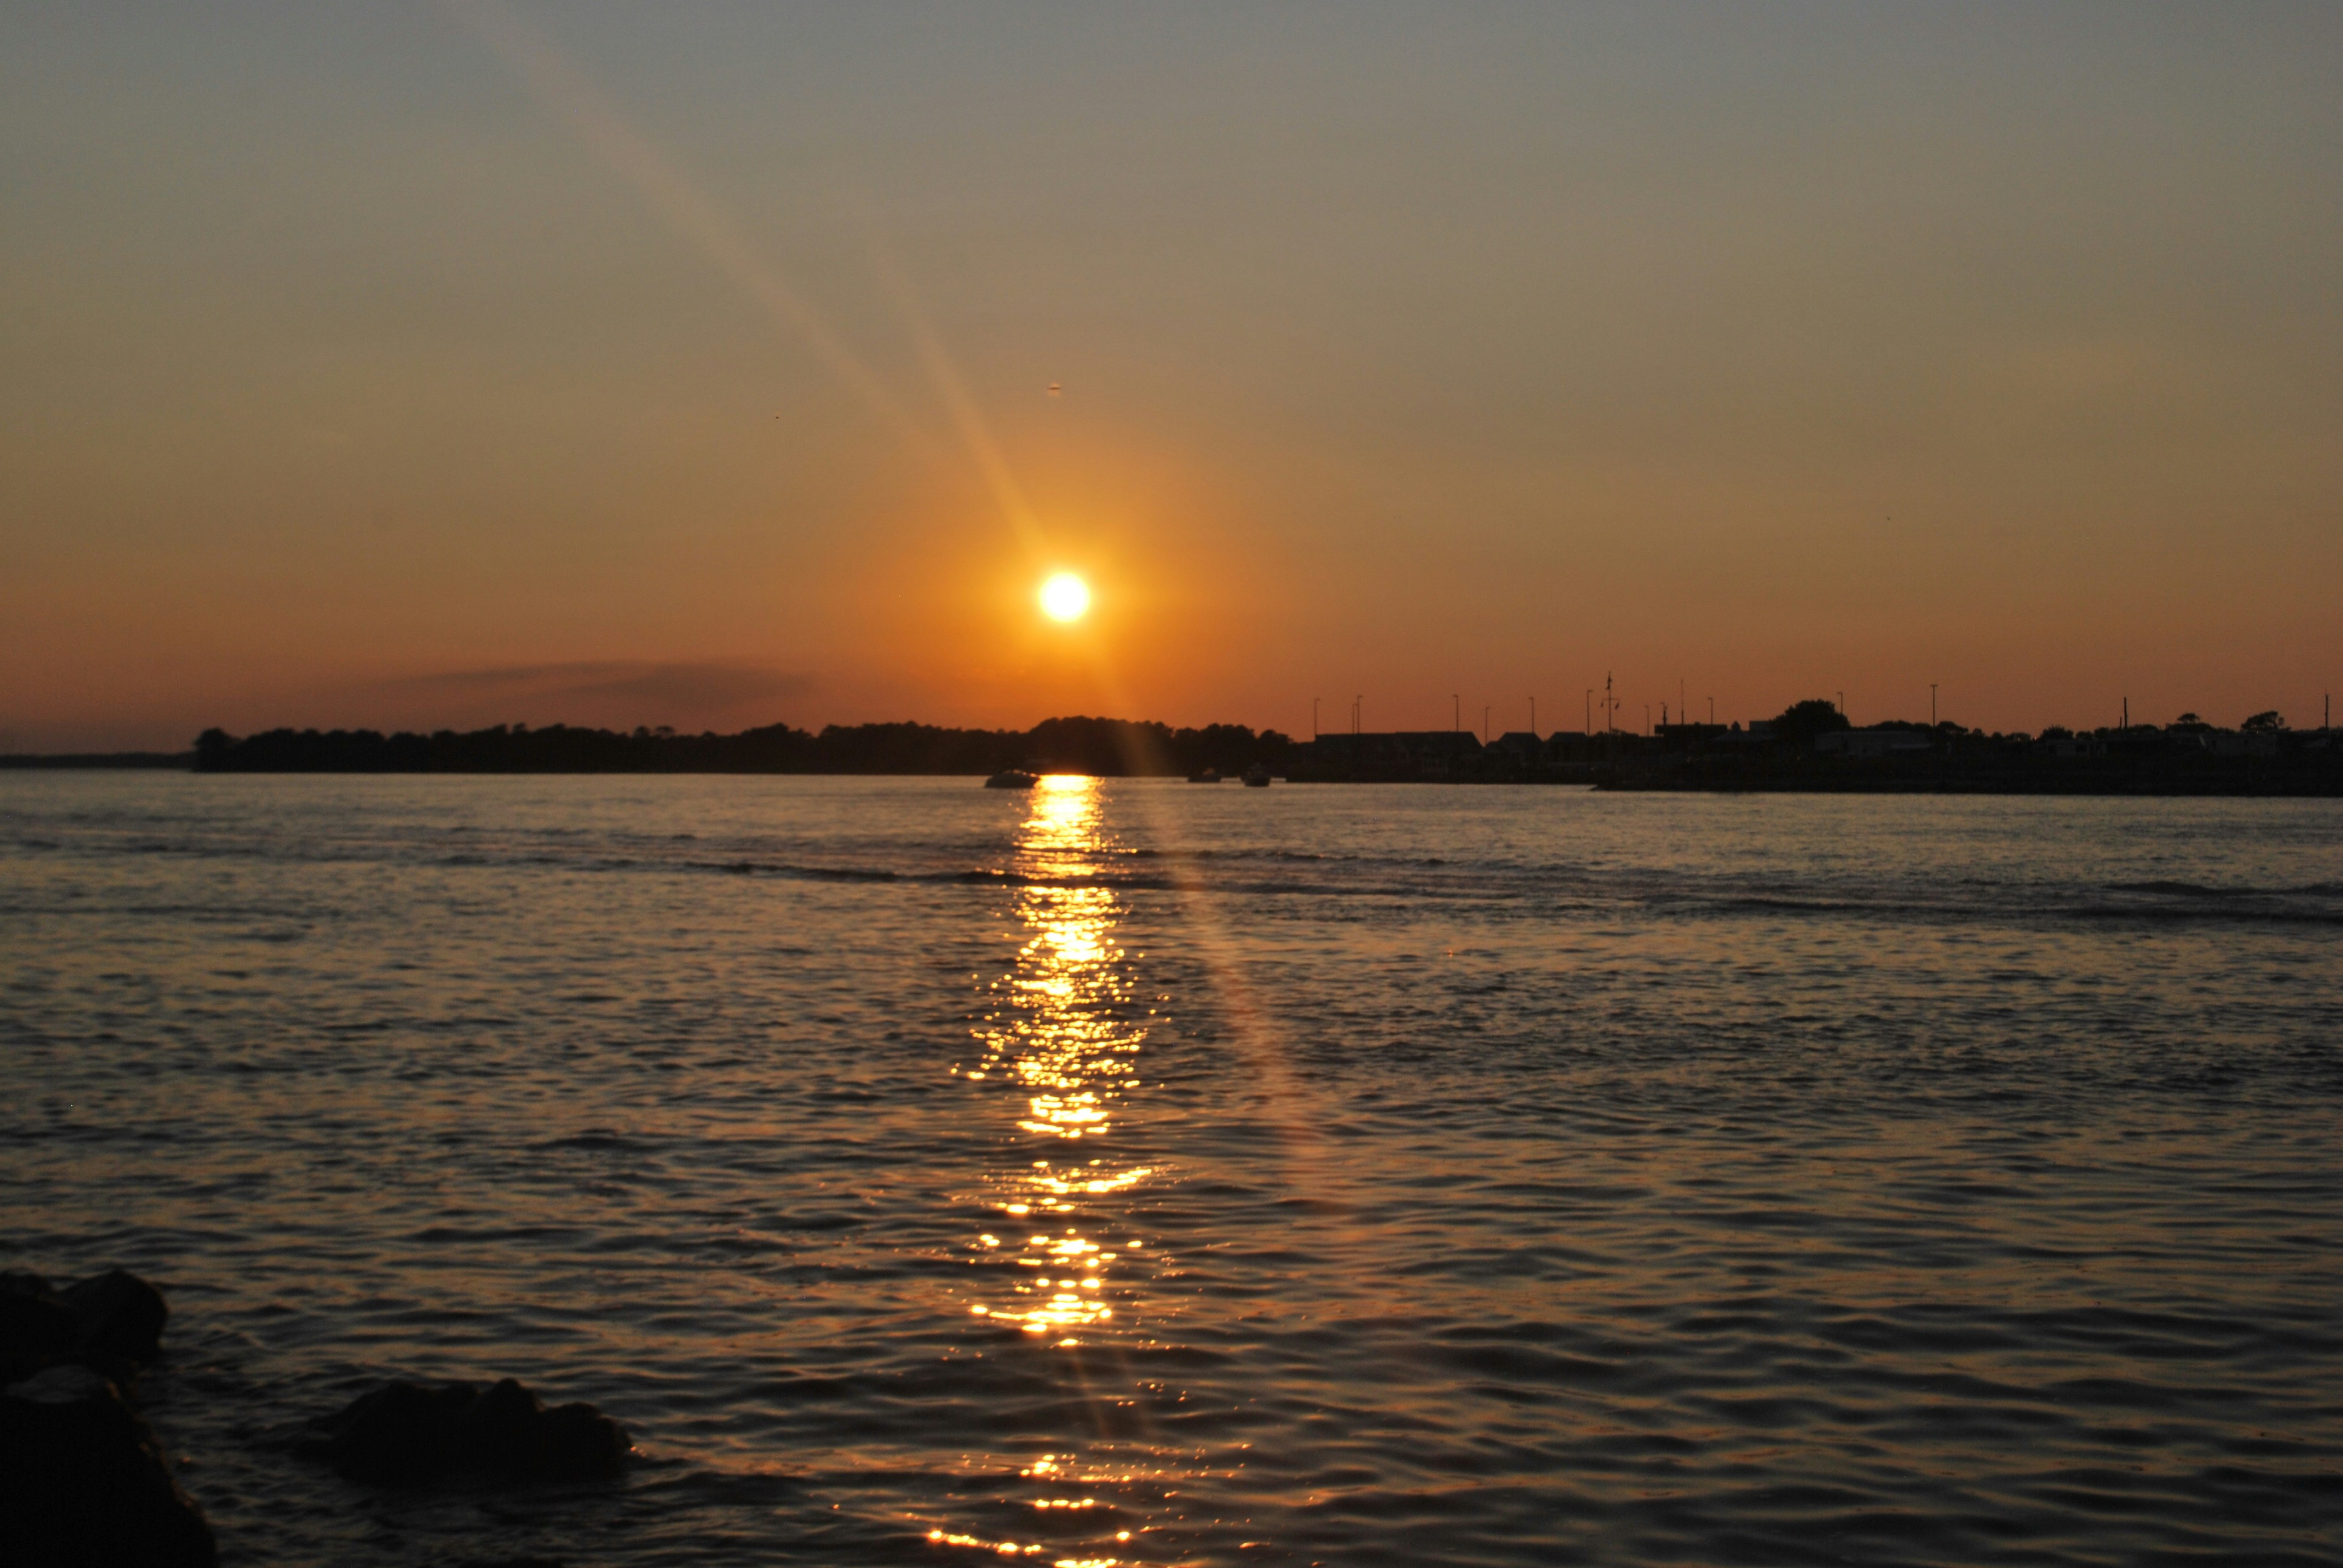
[936,776,1162,1561]
[970,779,1148,1148]
[963,776,1155,1341]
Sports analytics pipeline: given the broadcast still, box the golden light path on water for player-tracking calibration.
[934,775,1158,1565]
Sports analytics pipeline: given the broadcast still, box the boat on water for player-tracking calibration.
[984,769,1039,789]
[1242,764,1273,787]
[1187,768,1222,783]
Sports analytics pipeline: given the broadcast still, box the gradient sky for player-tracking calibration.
[5,2,2339,750]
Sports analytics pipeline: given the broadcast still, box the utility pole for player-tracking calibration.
[1530,697,1537,737]
[1837,690,1846,720]
[1605,672,1616,734]
[1930,683,1938,727]
[1312,697,1320,739]
[1708,696,1715,725]
[2122,696,2129,731]
[1680,678,1687,729]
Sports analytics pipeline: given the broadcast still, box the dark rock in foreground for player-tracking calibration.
[0,1272,82,1382]
[310,1377,629,1485]
[62,1270,169,1365]
[0,1364,218,1568]
[1,1267,171,1382]
[0,1269,213,1563]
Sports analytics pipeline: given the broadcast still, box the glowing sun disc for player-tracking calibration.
[1040,573,1090,622]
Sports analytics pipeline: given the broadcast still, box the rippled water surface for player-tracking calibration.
[4,773,2341,1566]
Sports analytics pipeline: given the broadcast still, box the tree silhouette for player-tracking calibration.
[1771,699,1852,747]
[189,716,1293,776]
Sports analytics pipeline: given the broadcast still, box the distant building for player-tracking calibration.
[1291,731,1484,780]
[1485,731,1545,768]
[1815,729,1935,757]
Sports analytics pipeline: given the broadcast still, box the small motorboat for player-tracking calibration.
[1242,764,1272,788]
[1187,768,1222,783]
[984,769,1039,790]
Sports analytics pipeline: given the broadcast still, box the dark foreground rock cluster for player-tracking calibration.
[306,1376,631,1485]
[0,1269,217,1568]
[1,1267,171,1380]
[2,1267,629,1564]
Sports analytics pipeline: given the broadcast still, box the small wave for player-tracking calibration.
[787,863,902,884]
[2066,901,2343,928]
[1683,889,2343,930]
[540,1130,649,1152]
[1146,846,1338,863]
[2111,878,2343,902]
[2108,880,2262,899]
[1706,895,1877,916]
[687,859,900,883]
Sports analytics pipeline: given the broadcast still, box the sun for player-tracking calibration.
[1039,572,1091,622]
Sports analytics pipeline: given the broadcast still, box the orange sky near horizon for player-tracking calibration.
[4,4,2339,751]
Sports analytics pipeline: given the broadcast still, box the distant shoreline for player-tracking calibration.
[0,752,195,769]
[5,710,2335,797]
[7,756,2338,797]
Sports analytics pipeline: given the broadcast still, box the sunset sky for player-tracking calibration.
[5,3,2338,751]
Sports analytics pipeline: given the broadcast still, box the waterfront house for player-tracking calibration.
[1290,731,1485,781]
[1815,729,1935,758]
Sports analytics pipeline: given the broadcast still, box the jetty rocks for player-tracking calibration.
[1,1267,169,1381]
[0,1269,217,1568]
[308,1376,630,1485]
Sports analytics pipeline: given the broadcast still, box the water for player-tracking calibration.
[4,773,2339,1566]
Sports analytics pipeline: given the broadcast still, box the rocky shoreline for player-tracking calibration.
[1,1270,630,1567]
[2,1269,217,1567]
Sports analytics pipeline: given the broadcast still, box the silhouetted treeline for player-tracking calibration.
[1587,702,2343,795]
[0,751,194,769]
[191,717,1293,777]
[1283,698,2343,794]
